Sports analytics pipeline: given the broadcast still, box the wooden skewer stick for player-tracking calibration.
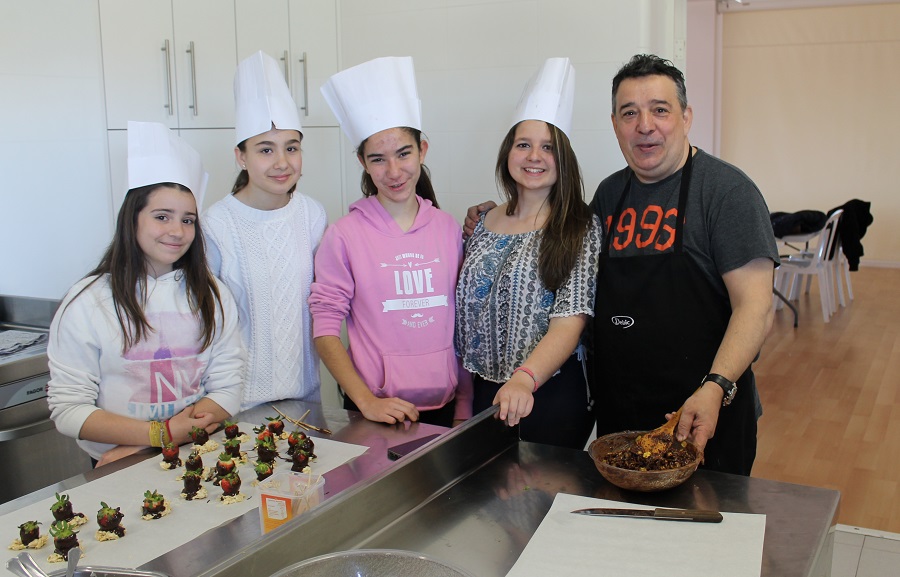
[271,405,333,435]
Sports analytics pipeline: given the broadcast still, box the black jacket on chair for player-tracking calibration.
[828,199,873,271]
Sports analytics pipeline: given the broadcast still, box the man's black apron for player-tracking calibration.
[593,151,756,475]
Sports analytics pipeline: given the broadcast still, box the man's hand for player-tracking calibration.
[464,201,497,237]
[674,382,724,453]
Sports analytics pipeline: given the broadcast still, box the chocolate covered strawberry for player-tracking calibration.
[97,502,125,537]
[223,420,240,439]
[161,442,182,468]
[298,437,316,459]
[266,416,285,436]
[48,520,79,560]
[215,452,236,481]
[286,430,307,455]
[224,437,242,458]
[256,436,278,464]
[290,450,309,472]
[50,493,75,522]
[220,472,242,497]
[182,470,203,500]
[254,461,274,481]
[190,426,210,446]
[141,490,166,517]
[185,449,203,472]
[17,521,41,547]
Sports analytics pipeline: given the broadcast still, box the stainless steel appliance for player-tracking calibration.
[0,295,92,504]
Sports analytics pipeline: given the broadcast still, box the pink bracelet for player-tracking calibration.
[513,366,539,392]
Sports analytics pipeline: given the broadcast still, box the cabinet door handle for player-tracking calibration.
[186,40,198,116]
[161,39,174,116]
[298,51,309,116]
[281,50,291,91]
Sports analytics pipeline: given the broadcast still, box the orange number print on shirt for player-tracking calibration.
[605,205,678,253]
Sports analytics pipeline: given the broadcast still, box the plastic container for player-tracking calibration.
[258,471,325,533]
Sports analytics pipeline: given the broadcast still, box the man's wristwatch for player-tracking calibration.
[702,373,737,406]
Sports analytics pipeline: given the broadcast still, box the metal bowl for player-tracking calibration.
[588,431,702,492]
[268,549,475,577]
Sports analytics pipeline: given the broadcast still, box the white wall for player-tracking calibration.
[686,0,898,267]
[0,2,113,299]
[686,0,719,154]
[335,0,686,219]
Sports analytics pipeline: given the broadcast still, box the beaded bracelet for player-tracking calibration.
[512,366,539,393]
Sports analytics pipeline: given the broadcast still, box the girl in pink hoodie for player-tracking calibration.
[310,57,471,427]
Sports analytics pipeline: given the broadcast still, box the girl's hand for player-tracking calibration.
[493,373,534,426]
[168,405,220,444]
[357,396,419,425]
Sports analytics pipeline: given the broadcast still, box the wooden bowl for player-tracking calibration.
[588,431,702,492]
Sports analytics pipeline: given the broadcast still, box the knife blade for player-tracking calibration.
[571,507,723,523]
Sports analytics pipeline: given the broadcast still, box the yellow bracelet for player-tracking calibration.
[148,421,168,447]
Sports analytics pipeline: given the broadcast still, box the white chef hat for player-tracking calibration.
[511,57,576,137]
[321,56,422,147]
[234,50,302,146]
[127,121,208,207]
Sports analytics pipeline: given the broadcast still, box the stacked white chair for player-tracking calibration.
[774,209,843,323]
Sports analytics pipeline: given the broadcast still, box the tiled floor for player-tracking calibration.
[831,525,900,577]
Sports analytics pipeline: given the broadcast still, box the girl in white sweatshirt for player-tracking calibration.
[47,122,244,466]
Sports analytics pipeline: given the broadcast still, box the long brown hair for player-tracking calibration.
[495,121,591,292]
[69,184,222,353]
[357,127,439,209]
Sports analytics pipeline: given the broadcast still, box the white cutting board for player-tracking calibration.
[0,423,367,574]
[506,493,765,577]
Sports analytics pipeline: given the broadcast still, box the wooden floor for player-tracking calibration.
[753,266,900,533]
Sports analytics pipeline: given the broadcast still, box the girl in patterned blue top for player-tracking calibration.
[455,58,601,449]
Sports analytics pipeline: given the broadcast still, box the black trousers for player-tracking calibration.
[473,354,595,450]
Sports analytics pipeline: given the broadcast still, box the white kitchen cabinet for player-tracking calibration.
[99,0,237,130]
[234,0,339,128]
[235,0,291,63]
[289,0,339,127]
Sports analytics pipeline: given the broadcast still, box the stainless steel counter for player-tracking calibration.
[0,403,839,577]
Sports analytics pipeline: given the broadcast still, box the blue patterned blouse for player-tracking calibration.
[455,213,601,383]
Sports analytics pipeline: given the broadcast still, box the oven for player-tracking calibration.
[0,295,92,504]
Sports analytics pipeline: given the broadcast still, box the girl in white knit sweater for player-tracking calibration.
[203,51,327,410]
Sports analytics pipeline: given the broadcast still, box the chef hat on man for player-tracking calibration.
[321,56,422,147]
[234,50,302,146]
[511,57,576,137]
[127,121,208,207]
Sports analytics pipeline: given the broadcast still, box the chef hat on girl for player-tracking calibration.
[234,50,303,146]
[321,56,422,147]
[127,121,208,207]
[511,57,576,137]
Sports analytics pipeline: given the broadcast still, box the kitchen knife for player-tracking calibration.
[571,507,723,523]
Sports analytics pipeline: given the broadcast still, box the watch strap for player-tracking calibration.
[702,373,737,406]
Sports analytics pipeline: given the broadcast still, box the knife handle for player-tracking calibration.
[654,508,724,523]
